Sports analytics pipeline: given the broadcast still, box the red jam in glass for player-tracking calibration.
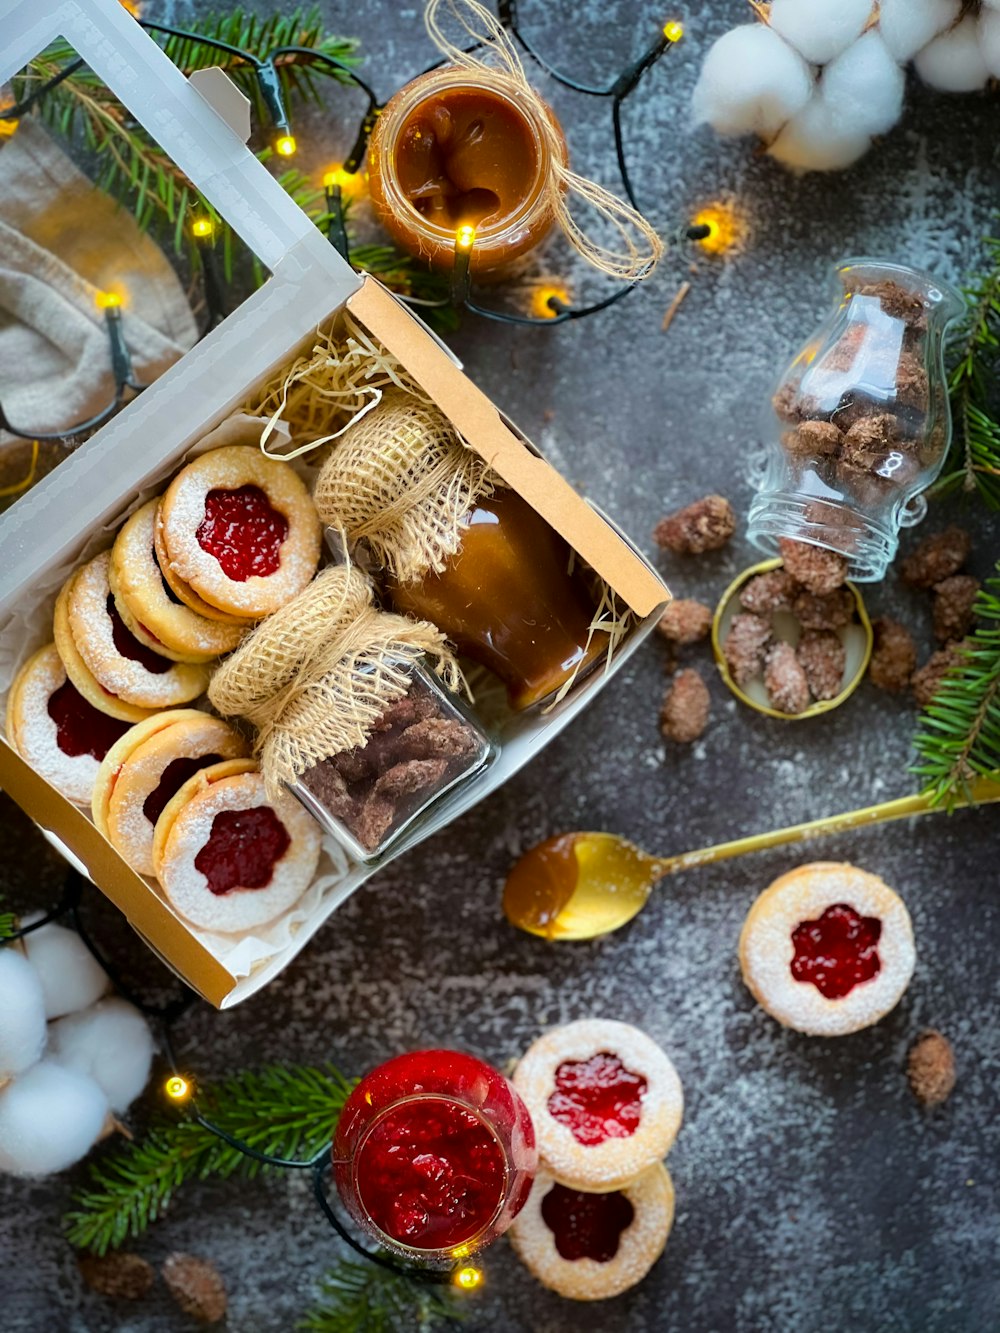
[196,485,288,582]
[47,679,131,761]
[547,1053,647,1147]
[194,805,290,895]
[143,754,223,827]
[354,1097,506,1250]
[334,1049,537,1256]
[791,903,882,999]
[541,1183,634,1263]
[106,595,172,674]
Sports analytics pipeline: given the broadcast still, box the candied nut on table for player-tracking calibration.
[778,538,848,595]
[660,668,710,743]
[739,569,798,616]
[911,642,966,708]
[932,575,979,643]
[791,587,854,631]
[653,495,735,555]
[868,617,917,693]
[900,526,971,588]
[907,1030,956,1107]
[763,641,810,715]
[656,599,713,645]
[723,612,772,687]
[796,630,846,701]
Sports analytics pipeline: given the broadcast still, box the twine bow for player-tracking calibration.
[424,0,664,282]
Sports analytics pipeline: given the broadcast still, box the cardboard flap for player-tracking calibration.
[190,67,252,144]
[347,279,668,619]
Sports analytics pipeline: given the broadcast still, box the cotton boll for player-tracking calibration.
[914,16,990,91]
[980,11,1000,78]
[768,96,872,171]
[691,24,815,139]
[48,998,154,1114]
[0,1060,108,1176]
[879,0,960,63]
[770,0,873,65]
[822,32,906,137]
[0,948,47,1079]
[20,915,109,1019]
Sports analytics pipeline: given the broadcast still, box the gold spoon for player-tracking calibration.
[503,776,1000,941]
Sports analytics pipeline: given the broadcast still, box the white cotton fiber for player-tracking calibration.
[914,16,991,90]
[49,998,154,1114]
[0,949,47,1079]
[822,32,906,137]
[879,0,960,63]
[770,0,872,65]
[768,95,872,171]
[0,1060,108,1176]
[691,24,815,139]
[980,11,1000,78]
[21,915,109,1019]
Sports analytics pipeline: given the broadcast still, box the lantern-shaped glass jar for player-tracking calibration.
[747,258,964,581]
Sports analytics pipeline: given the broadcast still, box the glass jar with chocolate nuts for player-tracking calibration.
[748,258,964,581]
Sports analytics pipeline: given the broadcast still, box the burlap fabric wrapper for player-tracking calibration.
[0,119,197,505]
[313,388,498,583]
[209,565,461,798]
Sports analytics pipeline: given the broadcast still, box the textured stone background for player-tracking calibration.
[2,1,999,1330]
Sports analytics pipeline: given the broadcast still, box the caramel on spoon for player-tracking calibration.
[503,776,1000,941]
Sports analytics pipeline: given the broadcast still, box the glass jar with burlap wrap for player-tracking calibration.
[313,388,610,712]
[208,564,492,860]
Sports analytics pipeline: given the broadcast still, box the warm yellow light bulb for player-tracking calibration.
[530,283,571,319]
[119,0,142,15]
[164,1075,191,1100]
[0,116,18,139]
[191,217,214,239]
[454,1266,483,1291]
[690,202,742,256]
[323,164,366,199]
[275,133,297,157]
[95,290,123,310]
[455,224,476,251]
[663,20,684,42]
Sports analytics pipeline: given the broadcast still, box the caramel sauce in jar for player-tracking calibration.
[367,67,565,276]
[388,489,607,711]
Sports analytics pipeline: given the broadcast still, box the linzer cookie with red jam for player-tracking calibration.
[157,446,321,620]
[510,1163,675,1301]
[512,1020,683,1192]
[92,711,250,877]
[66,553,210,709]
[739,861,916,1037]
[6,645,132,805]
[54,571,158,723]
[151,760,321,933]
[110,499,245,662]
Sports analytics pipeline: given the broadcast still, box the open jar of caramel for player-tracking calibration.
[366,65,566,277]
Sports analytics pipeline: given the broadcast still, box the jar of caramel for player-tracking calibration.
[367,66,566,277]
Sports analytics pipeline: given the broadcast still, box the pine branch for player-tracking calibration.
[913,563,1000,808]
[298,1260,467,1333]
[64,1063,355,1255]
[0,899,15,939]
[936,233,1000,509]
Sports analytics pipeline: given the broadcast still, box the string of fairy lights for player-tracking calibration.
[2,868,483,1292]
[0,2,739,446]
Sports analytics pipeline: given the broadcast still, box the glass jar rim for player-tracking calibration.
[372,67,555,249]
[343,1091,511,1260]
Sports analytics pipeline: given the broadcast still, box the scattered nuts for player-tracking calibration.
[653,495,736,555]
[907,1030,956,1106]
[869,617,917,693]
[660,668,710,743]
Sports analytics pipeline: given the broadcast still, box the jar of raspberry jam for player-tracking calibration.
[333,1049,537,1262]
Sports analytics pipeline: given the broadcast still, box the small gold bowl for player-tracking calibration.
[711,558,873,720]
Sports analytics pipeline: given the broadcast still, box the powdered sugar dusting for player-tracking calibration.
[513,1019,683,1188]
[8,646,100,805]
[68,552,207,707]
[160,771,321,933]
[509,1162,674,1300]
[739,861,916,1036]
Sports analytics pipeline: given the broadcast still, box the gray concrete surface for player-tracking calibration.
[1,1,999,1330]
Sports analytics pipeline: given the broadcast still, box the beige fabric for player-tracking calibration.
[0,118,198,499]
[314,388,497,583]
[208,564,461,797]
